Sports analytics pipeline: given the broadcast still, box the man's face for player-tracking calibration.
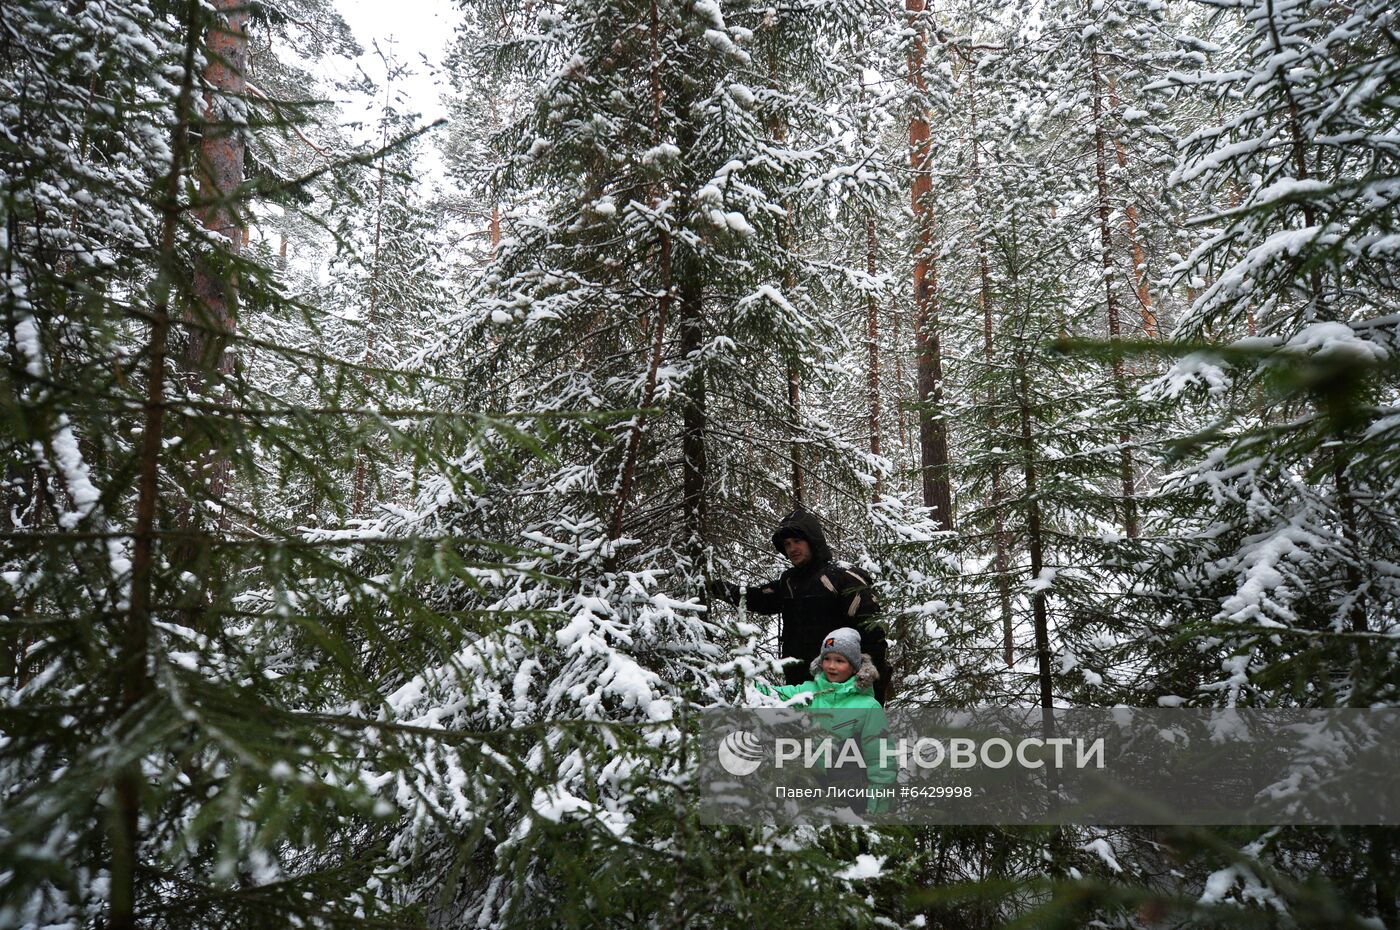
[782,535,812,567]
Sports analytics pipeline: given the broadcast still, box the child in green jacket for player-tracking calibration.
[757,627,896,816]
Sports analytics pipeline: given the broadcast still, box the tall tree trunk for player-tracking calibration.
[353,101,390,517]
[768,49,805,509]
[486,95,504,259]
[1107,76,1158,339]
[1205,180,1254,334]
[866,216,882,499]
[609,235,670,541]
[892,301,910,460]
[787,360,804,506]
[180,0,246,538]
[610,0,672,541]
[1045,203,1070,339]
[1089,48,1139,538]
[1018,365,1056,745]
[966,63,1015,666]
[2,223,48,686]
[1262,0,1366,638]
[111,8,202,928]
[680,275,707,553]
[185,0,245,380]
[857,55,883,498]
[1264,0,1326,316]
[907,0,953,529]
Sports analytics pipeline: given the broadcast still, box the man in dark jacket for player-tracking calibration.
[713,509,892,703]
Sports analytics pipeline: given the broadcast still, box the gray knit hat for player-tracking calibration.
[818,627,863,671]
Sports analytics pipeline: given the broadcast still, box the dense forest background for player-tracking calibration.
[3,0,1398,926]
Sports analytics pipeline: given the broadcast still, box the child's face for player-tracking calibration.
[821,652,855,683]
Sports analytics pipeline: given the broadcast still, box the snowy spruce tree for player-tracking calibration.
[1106,0,1400,925]
[355,0,937,924]
[317,71,454,515]
[1144,0,1400,710]
[0,1,578,926]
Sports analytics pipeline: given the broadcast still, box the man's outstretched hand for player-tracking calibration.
[706,578,739,604]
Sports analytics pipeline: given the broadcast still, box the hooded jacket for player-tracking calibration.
[756,654,895,815]
[715,509,891,703]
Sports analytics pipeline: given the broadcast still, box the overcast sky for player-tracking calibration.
[328,0,459,160]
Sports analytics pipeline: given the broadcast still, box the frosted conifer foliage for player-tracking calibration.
[0,1,580,926]
[5,0,1400,925]
[1146,0,1400,706]
[366,0,923,923]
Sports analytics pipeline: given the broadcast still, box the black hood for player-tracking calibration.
[771,508,832,567]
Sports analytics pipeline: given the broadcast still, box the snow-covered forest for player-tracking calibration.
[2,0,1398,925]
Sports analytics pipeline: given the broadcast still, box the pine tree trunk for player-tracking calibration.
[769,48,805,508]
[352,97,392,517]
[893,301,910,460]
[1237,205,1257,338]
[185,0,245,379]
[680,276,707,553]
[907,0,953,529]
[858,49,883,498]
[609,237,670,542]
[1107,76,1157,339]
[866,216,882,498]
[180,0,246,538]
[487,95,503,259]
[966,63,1015,666]
[788,359,804,506]
[1089,49,1139,538]
[111,8,202,928]
[609,0,672,541]
[2,300,47,686]
[1017,366,1055,717]
[1264,0,1326,315]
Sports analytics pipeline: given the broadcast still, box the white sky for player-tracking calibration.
[327,0,460,175]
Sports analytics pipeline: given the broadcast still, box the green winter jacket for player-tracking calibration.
[758,672,896,815]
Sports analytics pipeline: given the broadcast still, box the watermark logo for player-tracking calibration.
[699,707,1400,825]
[717,730,764,776]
